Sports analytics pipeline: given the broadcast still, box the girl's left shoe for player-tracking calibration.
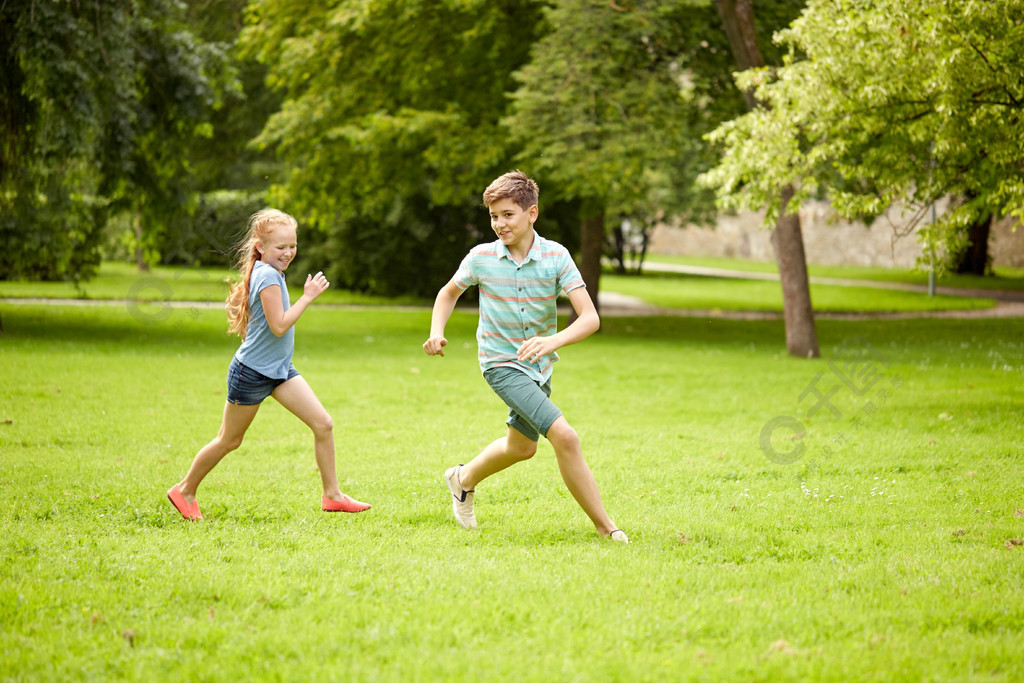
[321,495,371,513]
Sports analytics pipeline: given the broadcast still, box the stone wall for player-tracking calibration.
[649,199,1024,270]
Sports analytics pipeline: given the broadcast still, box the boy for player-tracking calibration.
[422,170,627,542]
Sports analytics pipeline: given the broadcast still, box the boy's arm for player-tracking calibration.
[423,278,464,356]
[517,286,600,364]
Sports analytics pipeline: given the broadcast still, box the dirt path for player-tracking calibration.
[594,261,1024,319]
[3,262,1023,320]
[595,291,1024,320]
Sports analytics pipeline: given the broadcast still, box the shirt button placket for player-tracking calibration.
[517,268,527,334]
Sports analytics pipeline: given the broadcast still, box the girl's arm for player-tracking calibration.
[517,286,600,363]
[260,272,329,337]
[423,278,464,356]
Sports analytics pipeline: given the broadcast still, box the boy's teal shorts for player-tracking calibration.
[483,366,562,442]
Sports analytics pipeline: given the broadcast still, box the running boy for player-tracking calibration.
[422,171,627,542]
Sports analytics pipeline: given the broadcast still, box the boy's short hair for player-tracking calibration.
[482,170,539,210]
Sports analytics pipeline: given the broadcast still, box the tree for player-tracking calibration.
[702,0,1024,279]
[240,0,547,296]
[712,0,819,358]
[0,0,234,280]
[502,0,708,311]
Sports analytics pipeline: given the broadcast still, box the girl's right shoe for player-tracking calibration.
[167,485,203,521]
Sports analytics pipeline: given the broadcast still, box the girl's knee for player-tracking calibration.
[219,434,245,452]
[312,414,333,438]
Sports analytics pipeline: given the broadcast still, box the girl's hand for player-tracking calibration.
[423,335,448,357]
[304,271,330,300]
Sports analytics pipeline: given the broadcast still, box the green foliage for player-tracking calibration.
[701,0,1024,272]
[240,0,546,296]
[159,190,266,267]
[0,0,237,281]
[505,0,709,225]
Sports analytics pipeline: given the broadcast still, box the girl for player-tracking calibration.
[167,208,370,520]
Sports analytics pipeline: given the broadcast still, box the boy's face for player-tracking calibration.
[488,197,538,252]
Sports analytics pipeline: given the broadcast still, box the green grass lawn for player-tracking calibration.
[601,272,996,313]
[640,254,1024,290]
[0,262,428,307]
[1,302,1022,681]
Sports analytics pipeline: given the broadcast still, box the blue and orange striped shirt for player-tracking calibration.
[453,232,586,382]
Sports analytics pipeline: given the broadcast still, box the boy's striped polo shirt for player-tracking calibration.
[453,232,586,383]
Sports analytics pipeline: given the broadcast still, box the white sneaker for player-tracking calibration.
[444,465,476,529]
[608,529,629,543]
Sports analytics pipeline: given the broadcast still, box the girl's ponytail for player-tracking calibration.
[226,244,259,339]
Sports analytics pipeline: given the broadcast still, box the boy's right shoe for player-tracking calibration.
[608,529,629,543]
[444,465,476,529]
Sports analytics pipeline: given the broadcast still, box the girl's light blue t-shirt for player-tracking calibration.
[233,261,294,378]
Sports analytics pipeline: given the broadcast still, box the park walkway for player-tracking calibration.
[595,261,1024,320]
[2,263,1023,320]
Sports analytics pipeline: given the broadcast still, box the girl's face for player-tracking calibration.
[257,222,297,273]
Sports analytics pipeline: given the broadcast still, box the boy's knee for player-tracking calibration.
[507,436,538,461]
[546,419,577,447]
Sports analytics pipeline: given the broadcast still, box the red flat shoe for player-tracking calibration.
[321,494,371,513]
[167,485,202,521]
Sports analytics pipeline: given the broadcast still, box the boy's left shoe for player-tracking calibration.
[322,495,371,513]
[444,465,477,529]
[608,529,629,543]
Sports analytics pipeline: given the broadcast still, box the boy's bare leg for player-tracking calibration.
[459,427,538,490]
[545,416,618,536]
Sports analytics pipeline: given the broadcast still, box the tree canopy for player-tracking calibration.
[700,0,1024,271]
[239,0,547,295]
[0,0,235,280]
[505,0,709,225]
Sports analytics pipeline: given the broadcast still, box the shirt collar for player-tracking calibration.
[497,231,542,264]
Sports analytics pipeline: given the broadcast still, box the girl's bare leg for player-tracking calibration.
[271,376,343,500]
[177,401,260,504]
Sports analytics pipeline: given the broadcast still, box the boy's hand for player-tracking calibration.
[423,335,448,357]
[517,335,559,363]
[303,271,330,300]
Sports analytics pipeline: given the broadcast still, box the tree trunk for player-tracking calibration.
[773,187,820,357]
[715,0,820,358]
[134,211,149,273]
[714,0,762,103]
[610,222,627,275]
[578,203,605,318]
[955,213,991,275]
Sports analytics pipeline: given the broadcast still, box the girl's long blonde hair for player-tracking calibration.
[225,208,298,339]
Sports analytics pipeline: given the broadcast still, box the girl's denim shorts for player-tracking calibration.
[226,358,299,406]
